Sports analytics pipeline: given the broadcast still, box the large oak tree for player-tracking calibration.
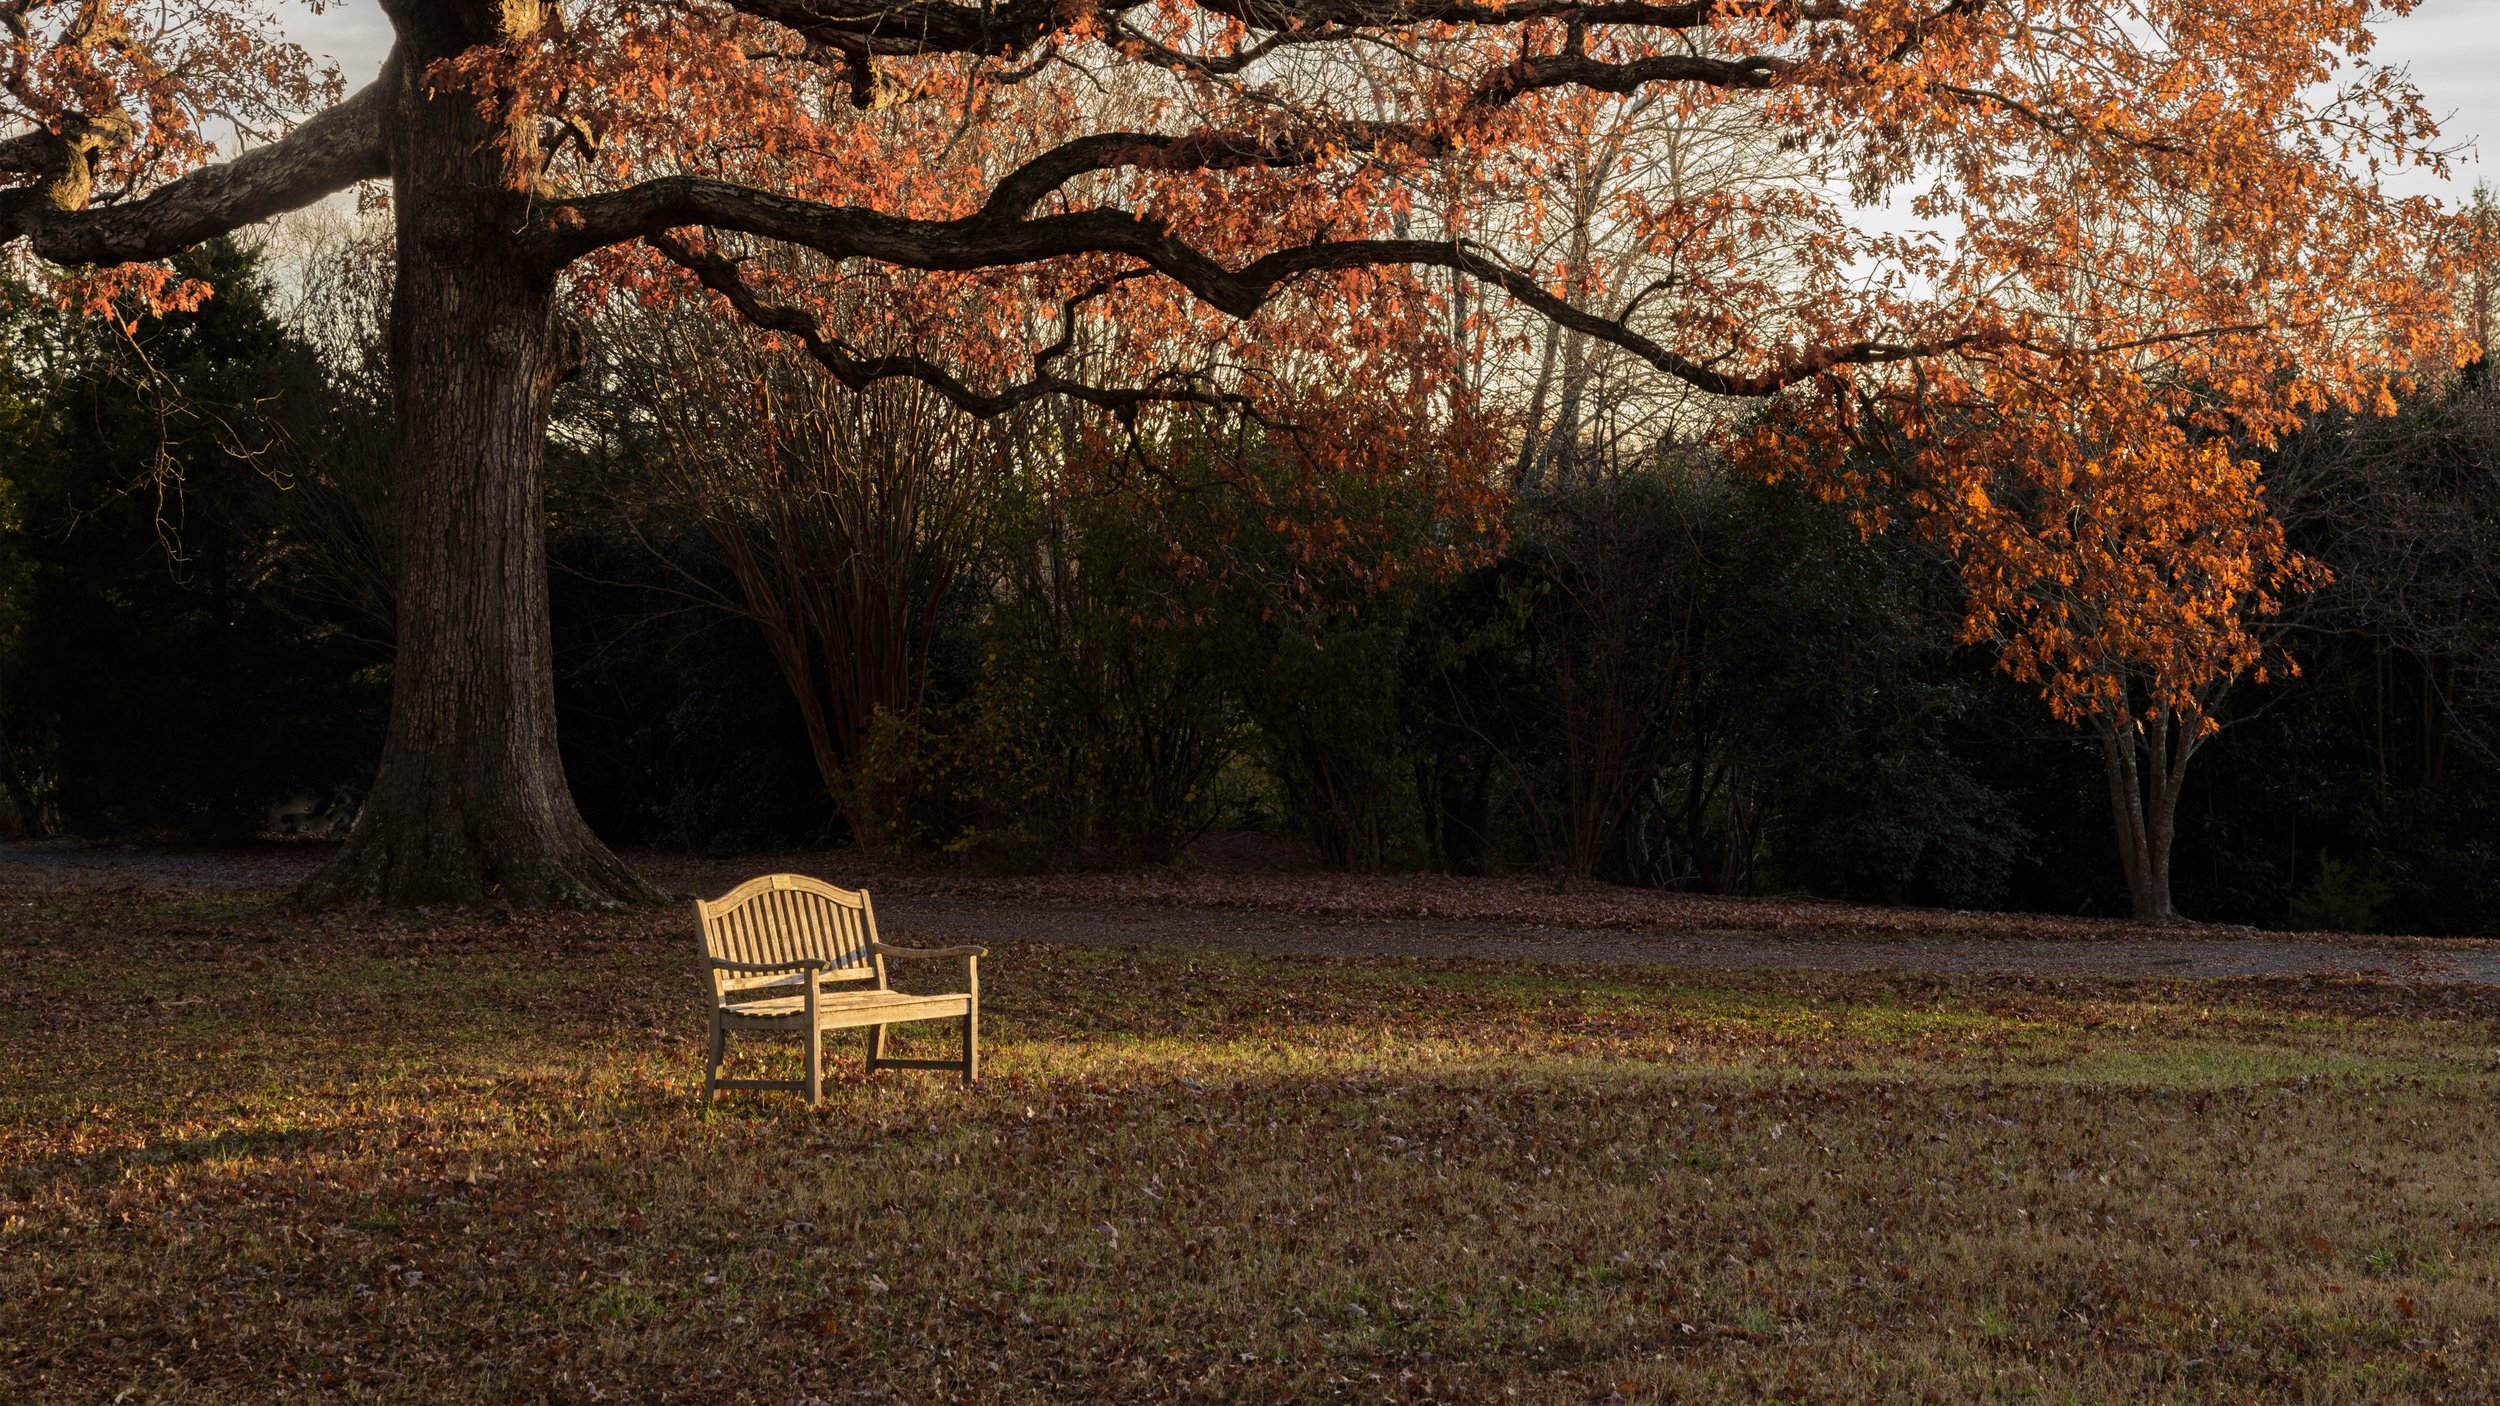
[0,0,2462,905]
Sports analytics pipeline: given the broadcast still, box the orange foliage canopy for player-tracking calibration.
[5,0,2476,719]
[0,0,337,312]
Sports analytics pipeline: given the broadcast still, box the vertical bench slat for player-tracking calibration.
[832,897,859,972]
[800,892,834,974]
[792,893,816,968]
[839,899,861,969]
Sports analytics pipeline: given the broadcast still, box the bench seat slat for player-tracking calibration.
[720,990,975,1028]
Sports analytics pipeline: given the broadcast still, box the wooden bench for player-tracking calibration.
[695,874,984,1104]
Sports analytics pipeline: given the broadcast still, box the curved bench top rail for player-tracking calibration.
[696,873,881,989]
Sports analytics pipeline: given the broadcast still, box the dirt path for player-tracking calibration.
[874,897,2500,984]
[9,840,2497,985]
[0,841,329,889]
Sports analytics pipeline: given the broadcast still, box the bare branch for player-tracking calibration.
[648,231,1260,420]
[552,159,1991,402]
[1471,50,1792,106]
[725,0,1787,59]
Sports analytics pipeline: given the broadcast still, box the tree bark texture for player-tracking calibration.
[2096,706,2198,924]
[296,1,652,907]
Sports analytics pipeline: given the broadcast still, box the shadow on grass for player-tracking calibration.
[129,1125,324,1169]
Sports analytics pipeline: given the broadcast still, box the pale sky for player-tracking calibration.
[285,0,2498,203]
[2368,0,2500,201]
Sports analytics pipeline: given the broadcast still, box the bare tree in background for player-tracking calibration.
[602,298,1001,844]
[255,209,397,644]
[1476,89,1820,489]
[2271,377,2500,788]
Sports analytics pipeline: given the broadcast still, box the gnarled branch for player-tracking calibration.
[2,73,391,266]
[648,231,1258,420]
[568,171,1986,405]
[724,0,1796,59]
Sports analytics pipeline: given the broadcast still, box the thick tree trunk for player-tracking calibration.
[297,4,653,908]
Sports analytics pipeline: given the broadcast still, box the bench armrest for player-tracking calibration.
[867,942,988,959]
[707,957,829,974]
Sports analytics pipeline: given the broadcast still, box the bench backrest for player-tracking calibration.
[695,874,886,999]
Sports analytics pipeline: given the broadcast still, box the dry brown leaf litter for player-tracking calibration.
[3,879,2498,1402]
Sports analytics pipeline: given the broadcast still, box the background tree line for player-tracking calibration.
[1,235,2493,934]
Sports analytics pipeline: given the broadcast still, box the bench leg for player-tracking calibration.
[704,1014,726,1104]
[865,1022,888,1073]
[804,1022,823,1108]
[962,1010,978,1085]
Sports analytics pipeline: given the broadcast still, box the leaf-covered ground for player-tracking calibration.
[3,871,2497,1402]
[13,840,2496,984]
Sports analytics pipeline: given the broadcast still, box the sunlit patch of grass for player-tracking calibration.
[1,880,2496,1401]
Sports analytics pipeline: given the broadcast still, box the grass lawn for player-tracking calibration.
[3,876,2497,1403]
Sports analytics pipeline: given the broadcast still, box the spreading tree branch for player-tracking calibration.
[551,160,1987,403]
[2,74,391,266]
[724,0,1772,58]
[648,230,1259,419]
